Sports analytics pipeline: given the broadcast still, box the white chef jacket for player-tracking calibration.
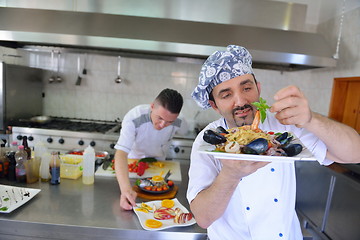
[115,104,187,160]
[187,112,332,240]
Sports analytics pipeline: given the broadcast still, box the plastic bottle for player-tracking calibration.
[82,145,95,185]
[22,136,31,160]
[15,145,27,183]
[10,141,19,151]
[39,152,51,182]
[49,151,61,185]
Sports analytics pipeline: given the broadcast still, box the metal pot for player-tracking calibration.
[29,116,52,124]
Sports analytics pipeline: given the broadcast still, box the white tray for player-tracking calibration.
[0,184,41,213]
[133,198,196,231]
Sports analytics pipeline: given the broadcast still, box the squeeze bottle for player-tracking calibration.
[82,145,95,185]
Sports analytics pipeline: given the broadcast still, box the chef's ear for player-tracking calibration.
[256,81,261,95]
[209,100,220,114]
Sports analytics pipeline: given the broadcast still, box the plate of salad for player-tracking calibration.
[133,198,196,231]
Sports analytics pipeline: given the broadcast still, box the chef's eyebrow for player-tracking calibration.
[240,79,254,86]
[216,78,254,96]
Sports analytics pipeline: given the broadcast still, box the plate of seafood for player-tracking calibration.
[0,185,41,213]
[133,198,196,231]
[198,126,317,162]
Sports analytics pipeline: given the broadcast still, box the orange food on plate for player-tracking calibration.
[161,199,175,208]
[145,219,163,228]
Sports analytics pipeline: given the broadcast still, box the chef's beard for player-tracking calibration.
[232,104,254,127]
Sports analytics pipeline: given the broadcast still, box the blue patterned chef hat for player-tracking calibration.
[191,45,254,109]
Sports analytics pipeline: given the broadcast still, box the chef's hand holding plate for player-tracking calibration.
[220,159,269,181]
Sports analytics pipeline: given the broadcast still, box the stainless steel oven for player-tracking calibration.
[10,117,194,161]
[11,117,121,154]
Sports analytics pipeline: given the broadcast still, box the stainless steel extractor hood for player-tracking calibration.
[0,6,337,71]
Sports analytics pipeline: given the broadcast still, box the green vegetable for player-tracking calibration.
[0,207,8,211]
[138,157,157,164]
[135,179,141,186]
[252,97,270,123]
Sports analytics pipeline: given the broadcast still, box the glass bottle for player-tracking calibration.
[6,151,16,181]
[22,136,31,160]
[24,157,39,184]
[15,145,27,183]
[49,151,61,185]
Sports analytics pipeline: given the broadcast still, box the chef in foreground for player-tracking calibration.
[187,45,360,240]
[114,88,188,210]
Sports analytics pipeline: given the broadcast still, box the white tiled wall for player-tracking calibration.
[0,7,359,130]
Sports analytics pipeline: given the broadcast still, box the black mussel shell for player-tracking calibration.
[275,132,288,142]
[216,126,229,134]
[281,144,303,157]
[203,129,227,145]
[242,138,269,155]
[275,132,293,146]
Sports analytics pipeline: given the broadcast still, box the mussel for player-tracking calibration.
[242,138,269,155]
[216,126,229,134]
[281,144,303,157]
[275,132,293,146]
[203,129,227,145]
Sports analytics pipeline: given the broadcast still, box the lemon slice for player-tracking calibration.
[161,199,175,208]
[145,219,163,228]
[152,171,164,182]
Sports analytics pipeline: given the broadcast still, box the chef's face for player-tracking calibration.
[209,74,261,129]
[150,102,179,130]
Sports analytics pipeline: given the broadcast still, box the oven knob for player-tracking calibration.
[90,141,96,147]
[47,137,53,143]
[110,143,115,149]
[16,135,23,140]
[58,138,65,144]
[174,147,180,153]
[78,140,84,146]
[28,136,34,141]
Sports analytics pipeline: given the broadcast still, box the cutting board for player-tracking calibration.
[95,159,182,181]
[133,185,178,200]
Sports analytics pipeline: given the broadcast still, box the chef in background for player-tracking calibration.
[114,88,188,210]
[187,45,360,240]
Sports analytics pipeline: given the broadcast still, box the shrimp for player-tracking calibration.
[251,110,260,130]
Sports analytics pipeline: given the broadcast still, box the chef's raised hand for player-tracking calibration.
[270,85,312,128]
[120,189,137,210]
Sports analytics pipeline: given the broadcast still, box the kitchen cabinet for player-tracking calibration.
[295,161,333,229]
[324,175,360,240]
[296,161,360,240]
[329,77,360,133]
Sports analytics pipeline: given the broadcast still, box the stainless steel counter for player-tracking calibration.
[0,162,207,240]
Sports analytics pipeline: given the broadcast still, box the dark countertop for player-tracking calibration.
[0,161,207,240]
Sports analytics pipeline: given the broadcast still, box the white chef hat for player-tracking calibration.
[191,45,254,109]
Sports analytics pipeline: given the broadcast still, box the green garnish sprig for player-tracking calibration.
[252,97,270,123]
